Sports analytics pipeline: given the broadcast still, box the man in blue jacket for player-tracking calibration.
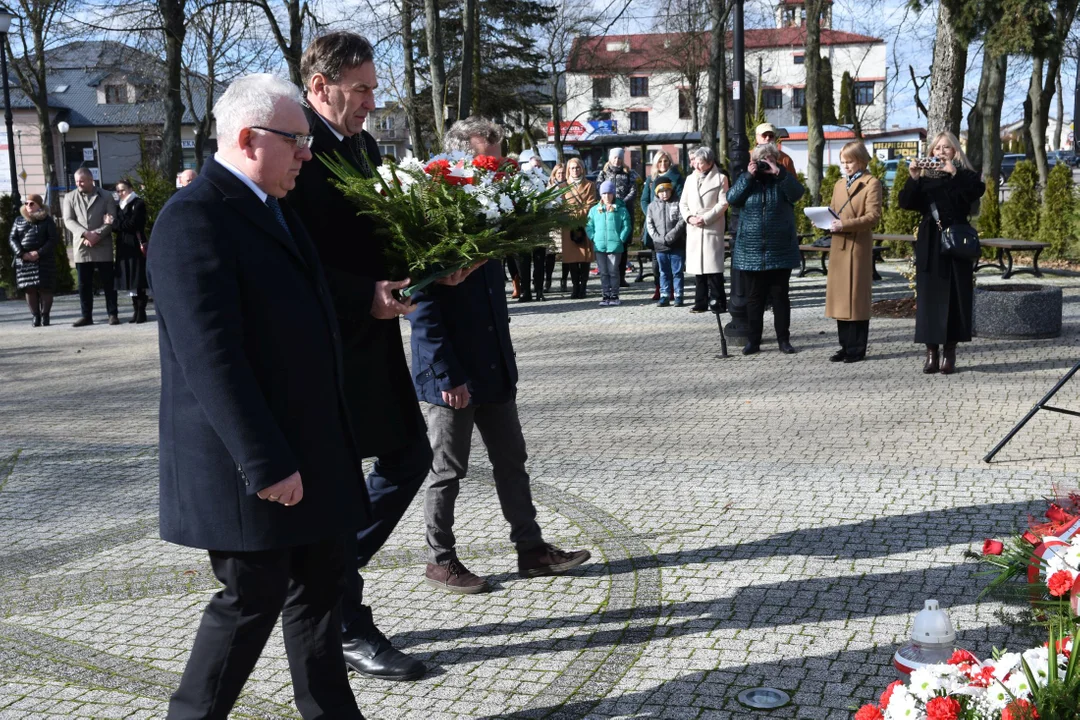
[407,260,591,593]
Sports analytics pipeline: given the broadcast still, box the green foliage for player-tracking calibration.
[0,194,14,296]
[133,147,177,235]
[1037,162,1075,257]
[53,226,74,293]
[820,165,841,208]
[1001,159,1040,241]
[819,56,837,125]
[867,156,887,233]
[976,179,1001,239]
[793,171,813,236]
[838,71,853,124]
[882,161,922,256]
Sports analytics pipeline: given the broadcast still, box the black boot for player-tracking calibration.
[941,343,956,375]
[31,314,41,327]
[136,296,148,324]
[129,296,140,323]
[923,344,940,374]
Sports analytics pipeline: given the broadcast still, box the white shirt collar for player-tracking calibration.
[315,112,345,142]
[214,152,268,203]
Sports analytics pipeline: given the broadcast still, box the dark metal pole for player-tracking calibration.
[724,0,750,345]
[983,360,1080,463]
[1,40,18,206]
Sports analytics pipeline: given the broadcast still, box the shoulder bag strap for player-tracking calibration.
[929,201,944,231]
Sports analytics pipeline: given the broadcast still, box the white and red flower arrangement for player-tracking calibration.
[324,151,571,295]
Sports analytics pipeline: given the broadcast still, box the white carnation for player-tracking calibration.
[908,667,942,701]
[498,194,515,212]
[883,685,923,720]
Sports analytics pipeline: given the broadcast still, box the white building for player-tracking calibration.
[561,0,887,168]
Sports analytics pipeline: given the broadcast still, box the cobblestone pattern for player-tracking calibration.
[0,265,1077,719]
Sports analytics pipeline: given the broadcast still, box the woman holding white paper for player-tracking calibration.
[825,142,883,363]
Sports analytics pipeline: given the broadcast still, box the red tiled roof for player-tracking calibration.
[567,29,882,73]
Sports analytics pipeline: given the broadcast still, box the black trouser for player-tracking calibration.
[618,250,629,284]
[517,247,547,297]
[745,268,792,344]
[76,261,118,319]
[837,319,869,357]
[693,273,726,312]
[168,536,362,720]
[544,253,556,289]
[567,262,590,296]
[340,430,431,638]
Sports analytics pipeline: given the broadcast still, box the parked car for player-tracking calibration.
[999,154,1027,184]
[1047,149,1080,168]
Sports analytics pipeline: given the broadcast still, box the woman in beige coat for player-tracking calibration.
[561,157,598,298]
[825,141,883,362]
[680,146,729,313]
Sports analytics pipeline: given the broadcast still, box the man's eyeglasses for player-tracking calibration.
[249,126,314,150]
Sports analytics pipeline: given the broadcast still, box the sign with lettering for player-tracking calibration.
[872,141,920,160]
[83,148,95,161]
[546,120,617,143]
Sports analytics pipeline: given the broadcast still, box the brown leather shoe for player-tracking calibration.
[425,559,490,594]
[923,344,939,374]
[518,544,591,578]
[72,317,93,327]
[511,276,521,299]
[940,343,956,375]
[108,314,121,326]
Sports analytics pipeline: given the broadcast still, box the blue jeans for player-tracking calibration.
[656,251,685,300]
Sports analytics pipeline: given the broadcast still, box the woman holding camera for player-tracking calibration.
[728,143,805,355]
[826,142,883,363]
[898,131,985,375]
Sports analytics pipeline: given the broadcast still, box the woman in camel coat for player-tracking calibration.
[825,141,883,363]
[561,157,597,298]
[680,146,729,313]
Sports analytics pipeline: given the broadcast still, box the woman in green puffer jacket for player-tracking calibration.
[727,142,806,356]
[586,180,631,306]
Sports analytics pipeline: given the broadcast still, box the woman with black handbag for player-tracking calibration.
[898,131,985,375]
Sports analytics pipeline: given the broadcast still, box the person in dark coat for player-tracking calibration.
[728,142,806,356]
[8,194,59,327]
[146,73,367,720]
[110,179,149,323]
[407,260,591,593]
[899,131,985,375]
[288,31,467,682]
[640,151,685,301]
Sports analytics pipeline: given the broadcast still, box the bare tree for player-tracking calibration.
[652,0,710,132]
[157,0,186,177]
[804,0,828,203]
[6,0,74,214]
[925,1,967,138]
[423,0,446,139]
[401,0,425,156]
[702,0,733,165]
[458,0,476,119]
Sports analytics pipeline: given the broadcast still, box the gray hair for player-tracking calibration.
[751,143,781,163]
[214,74,304,150]
[301,32,375,87]
[690,146,715,164]
[444,116,503,153]
[74,167,93,179]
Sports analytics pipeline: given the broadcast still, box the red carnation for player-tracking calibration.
[425,159,451,178]
[926,696,962,720]
[1001,698,1038,720]
[1022,530,1041,545]
[879,681,902,709]
[947,649,979,666]
[854,705,884,720]
[1046,503,1070,523]
[1055,636,1072,658]
[968,665,995,687]
[472,155,501,172]
[983,539,1004,555]
[1047,569,1074,597]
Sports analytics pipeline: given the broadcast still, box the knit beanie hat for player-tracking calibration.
[600,180,616,195]
[654,179,673,195]
[608,148,623,162]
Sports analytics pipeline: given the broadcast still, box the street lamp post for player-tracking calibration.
[0,5,20,208]
[724,0,751,346]
[57,120,69,191]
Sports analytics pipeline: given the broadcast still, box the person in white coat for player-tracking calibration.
[680,146,729,313]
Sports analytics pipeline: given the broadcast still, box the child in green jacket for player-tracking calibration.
[586,180,631,306]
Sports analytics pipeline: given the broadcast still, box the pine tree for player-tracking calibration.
[976,181,1001,240]
[883,161,923,258]
[793,171,813,236]
[0,195,14,297]
[838,71,853,124]
[1001,160,1040,241]
[819,57,837,125]
[1037,161,1075,256]
[868,156,888,233]
[820,164,842,206]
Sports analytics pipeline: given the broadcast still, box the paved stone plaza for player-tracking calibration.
[2,263,1079,719]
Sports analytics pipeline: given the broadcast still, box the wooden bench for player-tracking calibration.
[630,249,654,282]
[976,238,1049,279]
[797,236,887,280]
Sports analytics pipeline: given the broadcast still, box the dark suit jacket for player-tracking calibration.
[287,107,424,457]
[147,156,369,551]
[407,260,518,407]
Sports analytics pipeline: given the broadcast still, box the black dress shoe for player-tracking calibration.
[829,350,847,362]
[342,629,426,681]
[778,340,797,354]
[742,342,760,356]
[844,353,865,363]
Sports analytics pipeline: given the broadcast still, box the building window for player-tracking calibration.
[793,54,805,65]
[678,89,692,119]
[104,84,127,104]
[377,116,394,131]
[379,144,396,157]
[854,81,875,106]
[593,77,611,99]
[793,88,806,109]
[763,89,783,109]
[629,111,649,131]
[629,76,649,97]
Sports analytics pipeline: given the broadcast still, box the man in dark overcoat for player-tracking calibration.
[287,31,438,681]
[147,73,368,719]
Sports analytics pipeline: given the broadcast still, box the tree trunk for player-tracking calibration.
[158,0,186,178]
[424,0,446,139]
[926,0,966,138]
[1028,57,1049,184]
[550,69,564,165]
[717,27,728,169]
[805,0,824,203]
[982,53,1007,187]
[30,30,59,215]
[1054,66,1064,152]
[458,0,475,121]
[470,0,481,116]
[284,0,303,87]
[402,0,425,158]
[965,50,993,176]
[703,0,723,160]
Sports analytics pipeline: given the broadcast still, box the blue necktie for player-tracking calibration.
[265,196,293,238]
